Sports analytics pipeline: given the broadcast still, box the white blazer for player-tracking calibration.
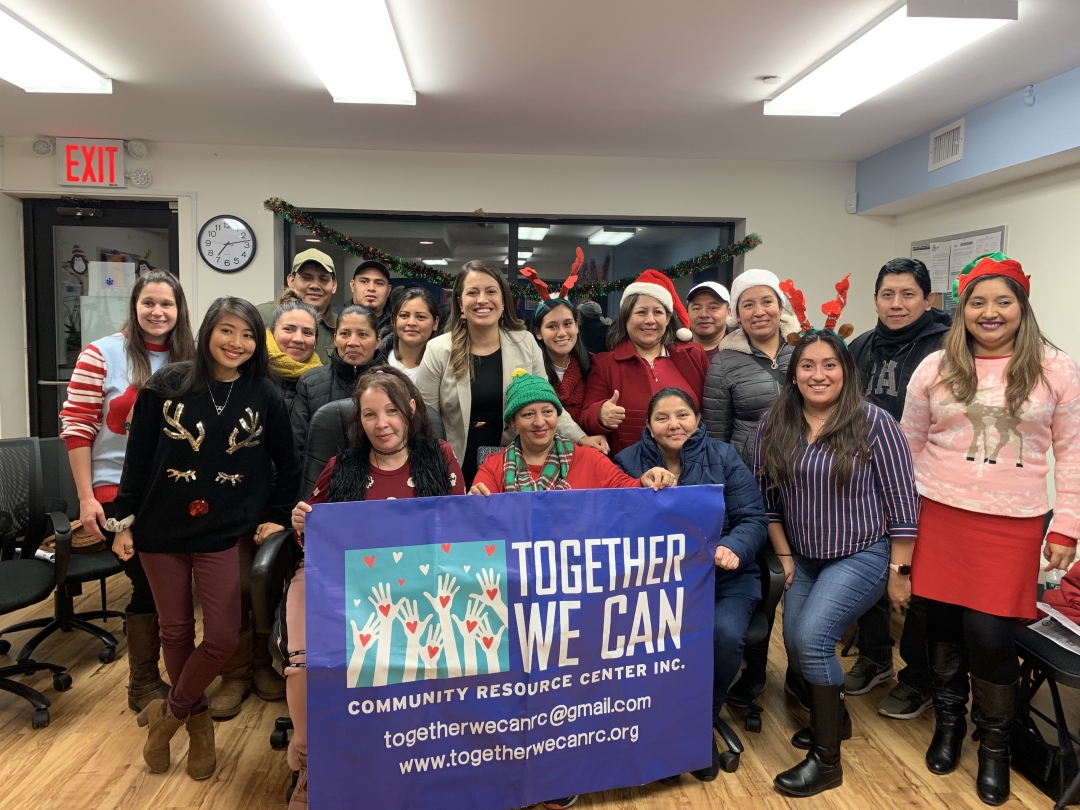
[414,329,586,464]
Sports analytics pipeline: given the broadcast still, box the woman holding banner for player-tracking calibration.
[753,330,918,797]
[288,367,467,809]
[615,387,768,782]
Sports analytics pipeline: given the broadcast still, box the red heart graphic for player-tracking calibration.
[485,545,496,557]
[364,555,375,568]
[358,634,371,647]
[482,637,494,649]
[441,543,452,553]
[379,604,390,617]
[439,595,451,608]
[427,645,440,659]
[398,579,405,586]
[406,621,418,634]
[486,588,498,600]
[466,620,477,633]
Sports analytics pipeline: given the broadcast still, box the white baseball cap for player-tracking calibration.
[687,281,730,303]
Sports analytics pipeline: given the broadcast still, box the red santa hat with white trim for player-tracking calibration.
[621,269,693,341]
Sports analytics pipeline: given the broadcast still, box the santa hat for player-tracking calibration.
[727,269,786,329]
[622,270,692,341]
[953,252,1029,301]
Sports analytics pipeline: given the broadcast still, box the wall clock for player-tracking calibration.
[199,215,256,272]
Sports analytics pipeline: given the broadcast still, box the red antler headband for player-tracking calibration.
[779,279,811,334]
[519,247,584,303]
[780,274,854,344]
[822,273,851,332]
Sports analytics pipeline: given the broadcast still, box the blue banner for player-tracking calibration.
[305,486,725,810]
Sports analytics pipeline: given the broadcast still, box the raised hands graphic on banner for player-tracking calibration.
[344,540,509,686]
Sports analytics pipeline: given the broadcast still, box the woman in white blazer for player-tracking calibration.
[415,261,605,483]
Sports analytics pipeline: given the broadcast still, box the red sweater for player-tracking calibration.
[472,445,641,493]
[580,339,711,455]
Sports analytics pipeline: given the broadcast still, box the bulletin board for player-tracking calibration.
[910,225,1007,314]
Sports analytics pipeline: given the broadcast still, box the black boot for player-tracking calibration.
[925,642,969,775]
[971,678,1017,806]
[790,702,852,750]
[691,735,722,782]
[728,646,767,705]
[774,684,844,797]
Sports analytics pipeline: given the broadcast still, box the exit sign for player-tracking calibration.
[57,138,126,188]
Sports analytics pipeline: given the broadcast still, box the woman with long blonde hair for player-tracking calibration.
[902,254,1080,806]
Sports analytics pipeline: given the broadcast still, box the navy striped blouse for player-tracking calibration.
[752,403,919,560]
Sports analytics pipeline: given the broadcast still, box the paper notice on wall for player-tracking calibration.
[88,260,136,297]
[973,230,1002,256]
[945,238,977,314]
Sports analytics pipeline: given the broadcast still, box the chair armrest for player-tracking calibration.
[45,510,72,585]
[756,545,785,618]
[251,529,293,636]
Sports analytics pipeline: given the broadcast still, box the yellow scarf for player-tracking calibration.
[266,328,322,381]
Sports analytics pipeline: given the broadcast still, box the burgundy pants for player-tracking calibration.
[141,546,241,718]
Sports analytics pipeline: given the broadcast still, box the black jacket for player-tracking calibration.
[291,348,386,454]
[849,309,951,421]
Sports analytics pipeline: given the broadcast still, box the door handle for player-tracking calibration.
[37,380,69,387]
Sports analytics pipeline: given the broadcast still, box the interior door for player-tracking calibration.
[24,198,179,437]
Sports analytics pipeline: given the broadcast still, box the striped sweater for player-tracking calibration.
[59,333,170,503]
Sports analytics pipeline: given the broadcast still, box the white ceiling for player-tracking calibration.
[2,0,1078,162]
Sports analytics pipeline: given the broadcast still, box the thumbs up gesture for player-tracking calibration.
[599,389,626,430]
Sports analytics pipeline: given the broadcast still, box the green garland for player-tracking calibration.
[264,197,761,300]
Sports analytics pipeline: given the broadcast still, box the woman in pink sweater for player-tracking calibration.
[901,254,1080,806]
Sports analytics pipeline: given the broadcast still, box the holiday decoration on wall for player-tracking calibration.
[264,198,762,300]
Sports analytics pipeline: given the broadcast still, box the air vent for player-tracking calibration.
[928,119,964,172]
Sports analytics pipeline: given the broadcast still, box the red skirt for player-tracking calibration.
[911,497,1044,620]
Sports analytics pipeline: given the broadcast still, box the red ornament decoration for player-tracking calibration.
[188,500,209,517]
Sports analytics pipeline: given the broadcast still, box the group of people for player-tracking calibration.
[55,244,1078,809]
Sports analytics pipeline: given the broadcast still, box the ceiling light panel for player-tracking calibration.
[267,0,415,105]
[0,5,111,93]
[588,228,636,246]
[764,5,1011,117]
[518,226,550,241]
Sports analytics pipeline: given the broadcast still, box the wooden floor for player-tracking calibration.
[0,576,1073,810]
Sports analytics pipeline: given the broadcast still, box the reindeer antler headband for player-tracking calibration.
[780,273,854,345]
[519,247,583,305]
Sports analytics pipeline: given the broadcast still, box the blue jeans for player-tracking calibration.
[782,538,890,687]
[713,594,756,718]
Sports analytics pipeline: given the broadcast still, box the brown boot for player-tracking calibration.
[252,631,286,701]
[126,612,171,712]
[289,767,308,808]
[211,627,252,720]
[185,707,217,780]
[137,698,183,773]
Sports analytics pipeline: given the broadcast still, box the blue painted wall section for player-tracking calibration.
[856,64,1080,212]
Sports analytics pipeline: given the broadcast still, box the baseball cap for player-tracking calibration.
[354,259,390,281]
[291,248,335,278]
[687,281,731,303]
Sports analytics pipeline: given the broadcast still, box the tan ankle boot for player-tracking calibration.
[289,766,308,808]
[211,628,252,720]
[137,698,183,773]
[252,631,286,701]
[126,612,171,712]
[185,708,217,780]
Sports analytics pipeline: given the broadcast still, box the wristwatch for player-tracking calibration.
[889,563,911,576]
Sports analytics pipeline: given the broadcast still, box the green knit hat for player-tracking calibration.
[503,367,563,423]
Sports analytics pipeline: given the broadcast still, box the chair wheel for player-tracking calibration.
[719,751,740,773]
[270,728,289,749]
[745,714,762,733]
[53,673,73,692]
[98,646,116,664]
[32,708,50,729]
[0,639,10,656]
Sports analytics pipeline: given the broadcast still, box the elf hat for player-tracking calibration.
[621,269,692,341]
[953,252,1029,301]
[504,368,563,424]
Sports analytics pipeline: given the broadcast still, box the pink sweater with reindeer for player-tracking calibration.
[901,349,1080,542]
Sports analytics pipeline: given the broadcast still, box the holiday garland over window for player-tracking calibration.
[264,197,762,300]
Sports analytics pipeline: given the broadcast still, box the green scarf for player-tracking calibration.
[501,434,575,492]
[266,328,322,381]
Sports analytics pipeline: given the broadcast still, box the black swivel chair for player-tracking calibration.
[716,545,786,772]
[252,398,446,749]
[0,437,74,728]
[0,438,125,664]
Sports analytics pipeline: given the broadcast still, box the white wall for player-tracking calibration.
[0,191,28,437]
[894,163,1080,362]
[0,137,898,435]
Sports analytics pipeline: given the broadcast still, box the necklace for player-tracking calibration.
[551,356,570,371]
[804,407,834,426]
[208,381,235,415]
[371,443,407,457]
